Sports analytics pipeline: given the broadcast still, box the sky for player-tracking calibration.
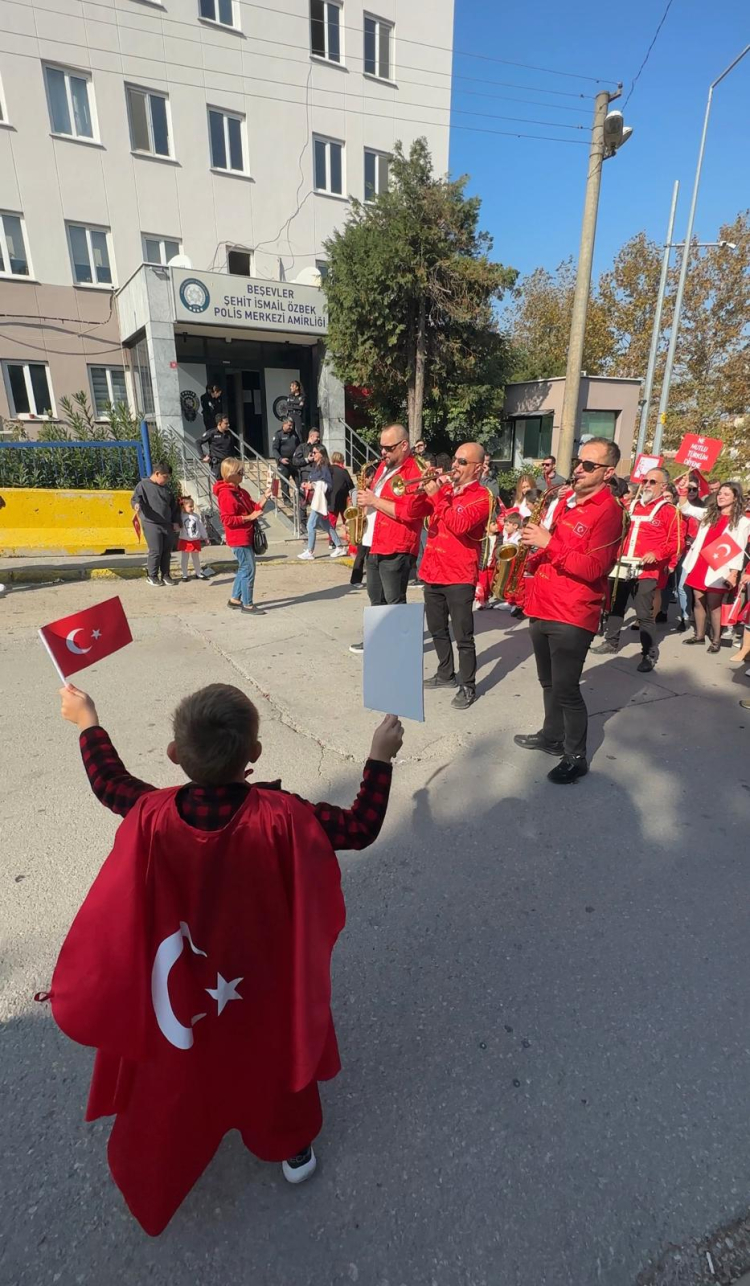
[449,0,750,286]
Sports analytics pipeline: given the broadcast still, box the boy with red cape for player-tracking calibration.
[43,682,402,1236]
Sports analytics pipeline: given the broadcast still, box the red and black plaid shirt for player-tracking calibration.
[80,726,392,851]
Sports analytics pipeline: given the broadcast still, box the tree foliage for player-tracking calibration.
[508,211,750,468]
[322,138,517,444]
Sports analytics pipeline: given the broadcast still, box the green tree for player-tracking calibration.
[508,258,613,381]
[322,138,516,444]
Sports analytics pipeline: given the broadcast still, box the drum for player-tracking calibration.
[609,555,643,581]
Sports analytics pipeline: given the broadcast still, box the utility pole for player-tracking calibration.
[557,88,630,477]
[634,180,679,458]
[652,43,750,455]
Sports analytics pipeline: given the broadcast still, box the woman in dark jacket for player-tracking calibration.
[213,457,272,614]
[298,446,346,560]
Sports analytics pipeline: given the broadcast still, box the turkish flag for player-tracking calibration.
[47,786,345,1235]
[690,469,711,498]
[132,514,142,543]
[702,532,742,571]
[39,596,132,680]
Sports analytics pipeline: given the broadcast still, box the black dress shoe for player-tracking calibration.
[675,616,687,633]
[514,732,564,755]
[655,611,668,624]
[637,655,655,672]
[592,641,617,655]
[425,674,457,689]
[547,755,588,785]
[451,685,476,710]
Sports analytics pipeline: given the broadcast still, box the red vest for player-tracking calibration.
[48,787,345,1235]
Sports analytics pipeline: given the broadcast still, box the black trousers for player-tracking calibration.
[143,524,174,581]
[529,618,594,758]
[350,543,367,585]
[605,576,658,656]
[424,582,477,689]
[277,461,298,502]
[366,552,413,606]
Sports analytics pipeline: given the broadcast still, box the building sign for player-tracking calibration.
[171,269,327,336]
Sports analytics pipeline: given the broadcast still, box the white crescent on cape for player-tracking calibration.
[66,628,91,655]
[151,921,207,1050]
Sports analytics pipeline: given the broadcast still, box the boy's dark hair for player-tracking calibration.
[173,684,259,785]
[152,462,172,476]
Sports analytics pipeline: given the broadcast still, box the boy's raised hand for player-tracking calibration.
[369,714,404,763]
[60,684,100,732]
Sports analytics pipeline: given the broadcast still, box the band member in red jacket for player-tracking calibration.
[515,437,626,785]
[395,443,492,709]
[349,424,427,655]
[593,466,681,671]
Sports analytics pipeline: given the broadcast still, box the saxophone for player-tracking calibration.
[344,465,370,545]
[492,483,565,601]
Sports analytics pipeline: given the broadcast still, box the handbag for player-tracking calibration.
[310,479,329,516]
[252,521,268,556]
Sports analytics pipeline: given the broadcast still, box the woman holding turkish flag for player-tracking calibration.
[680,481,750,652]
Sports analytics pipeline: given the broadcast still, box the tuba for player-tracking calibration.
[344,465,370,545]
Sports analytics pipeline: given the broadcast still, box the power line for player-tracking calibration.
[0,32,588,145]
[624,0,676,107]
[2,0,602,101]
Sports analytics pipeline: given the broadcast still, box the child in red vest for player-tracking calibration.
[45,682,403,1236]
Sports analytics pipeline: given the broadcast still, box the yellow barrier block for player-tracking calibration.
[0,488,141,556]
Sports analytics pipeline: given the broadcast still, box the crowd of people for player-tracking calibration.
[133,382,750,744]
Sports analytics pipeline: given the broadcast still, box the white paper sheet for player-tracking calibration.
[363,604,425,723]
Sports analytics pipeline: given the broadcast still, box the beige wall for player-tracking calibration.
[503,376,641,470]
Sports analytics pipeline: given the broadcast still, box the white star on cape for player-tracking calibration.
[206,973,243,1015]
[92,629,101,640]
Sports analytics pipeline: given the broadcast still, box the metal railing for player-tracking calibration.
[342,420,379,474]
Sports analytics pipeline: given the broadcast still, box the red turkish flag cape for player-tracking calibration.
[702,531,743,571]
[48,786,345,1235]
[39,596,132,680]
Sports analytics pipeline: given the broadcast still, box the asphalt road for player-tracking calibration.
[2,561,750,1286]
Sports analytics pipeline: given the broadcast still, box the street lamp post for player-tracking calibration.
[634,180,680,458]
[557,91,632,477]
[652,43,750,455]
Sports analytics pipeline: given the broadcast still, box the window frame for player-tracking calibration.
[313,134,345,197]
[363,13,394,81]
[0,211,32,279]
[0,75,9,126]
[65,221,115,288]
[363,147,390,202]
[226,247,254,276]
[198,0,239,30]
[88,365,129,419]
[315,258,329,282]
[125,84,173,159]
[141,233,182,265]
[3,360,56,420]
[43,63,98,143]
[207,106,248,175]
[310,0,343,65]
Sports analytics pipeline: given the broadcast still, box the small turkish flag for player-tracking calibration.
[39,596,132,680]
[132,514,142,543]
[702,532,742,571]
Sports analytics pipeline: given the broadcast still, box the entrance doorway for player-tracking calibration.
[225,369,264,456]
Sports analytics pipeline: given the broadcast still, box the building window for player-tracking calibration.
[313,136,343,195]
[364,15,392,79]
[364,149,389,201]
[0,75,8,123]
[89,366,128,417]
[227,248,252,275]
[580,409,617,441]
[142,234,181,264]
[66,223,113,286]
[3,362,55,418]
[315,259,329,281]
[129,335,154,416]
[310,0,341,63]
[126,86,171,157]
[515,414,553,460]
[208,108,246,173]
[199,0,236,28]
[44,65,95,140]
[0,213,31,278]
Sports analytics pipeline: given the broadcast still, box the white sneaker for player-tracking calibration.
[297,550,314,561]
[330,547,347,558]
[282,1146,317,1184]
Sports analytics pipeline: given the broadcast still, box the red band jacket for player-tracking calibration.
[395,480,492,586]
[366,455,428,557]
[525,486,626,632]
[623,496,681,578]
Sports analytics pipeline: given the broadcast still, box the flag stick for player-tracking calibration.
[38,629,67,683]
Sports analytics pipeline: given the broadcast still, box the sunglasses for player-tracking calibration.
[541,461,554,468]
[572,457,607,474]
[381,444,402,454]
[452,456,470,466]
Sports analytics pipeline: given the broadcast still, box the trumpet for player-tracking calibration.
[391,468,444,496]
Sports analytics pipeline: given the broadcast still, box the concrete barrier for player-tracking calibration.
[0,488,140,556]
